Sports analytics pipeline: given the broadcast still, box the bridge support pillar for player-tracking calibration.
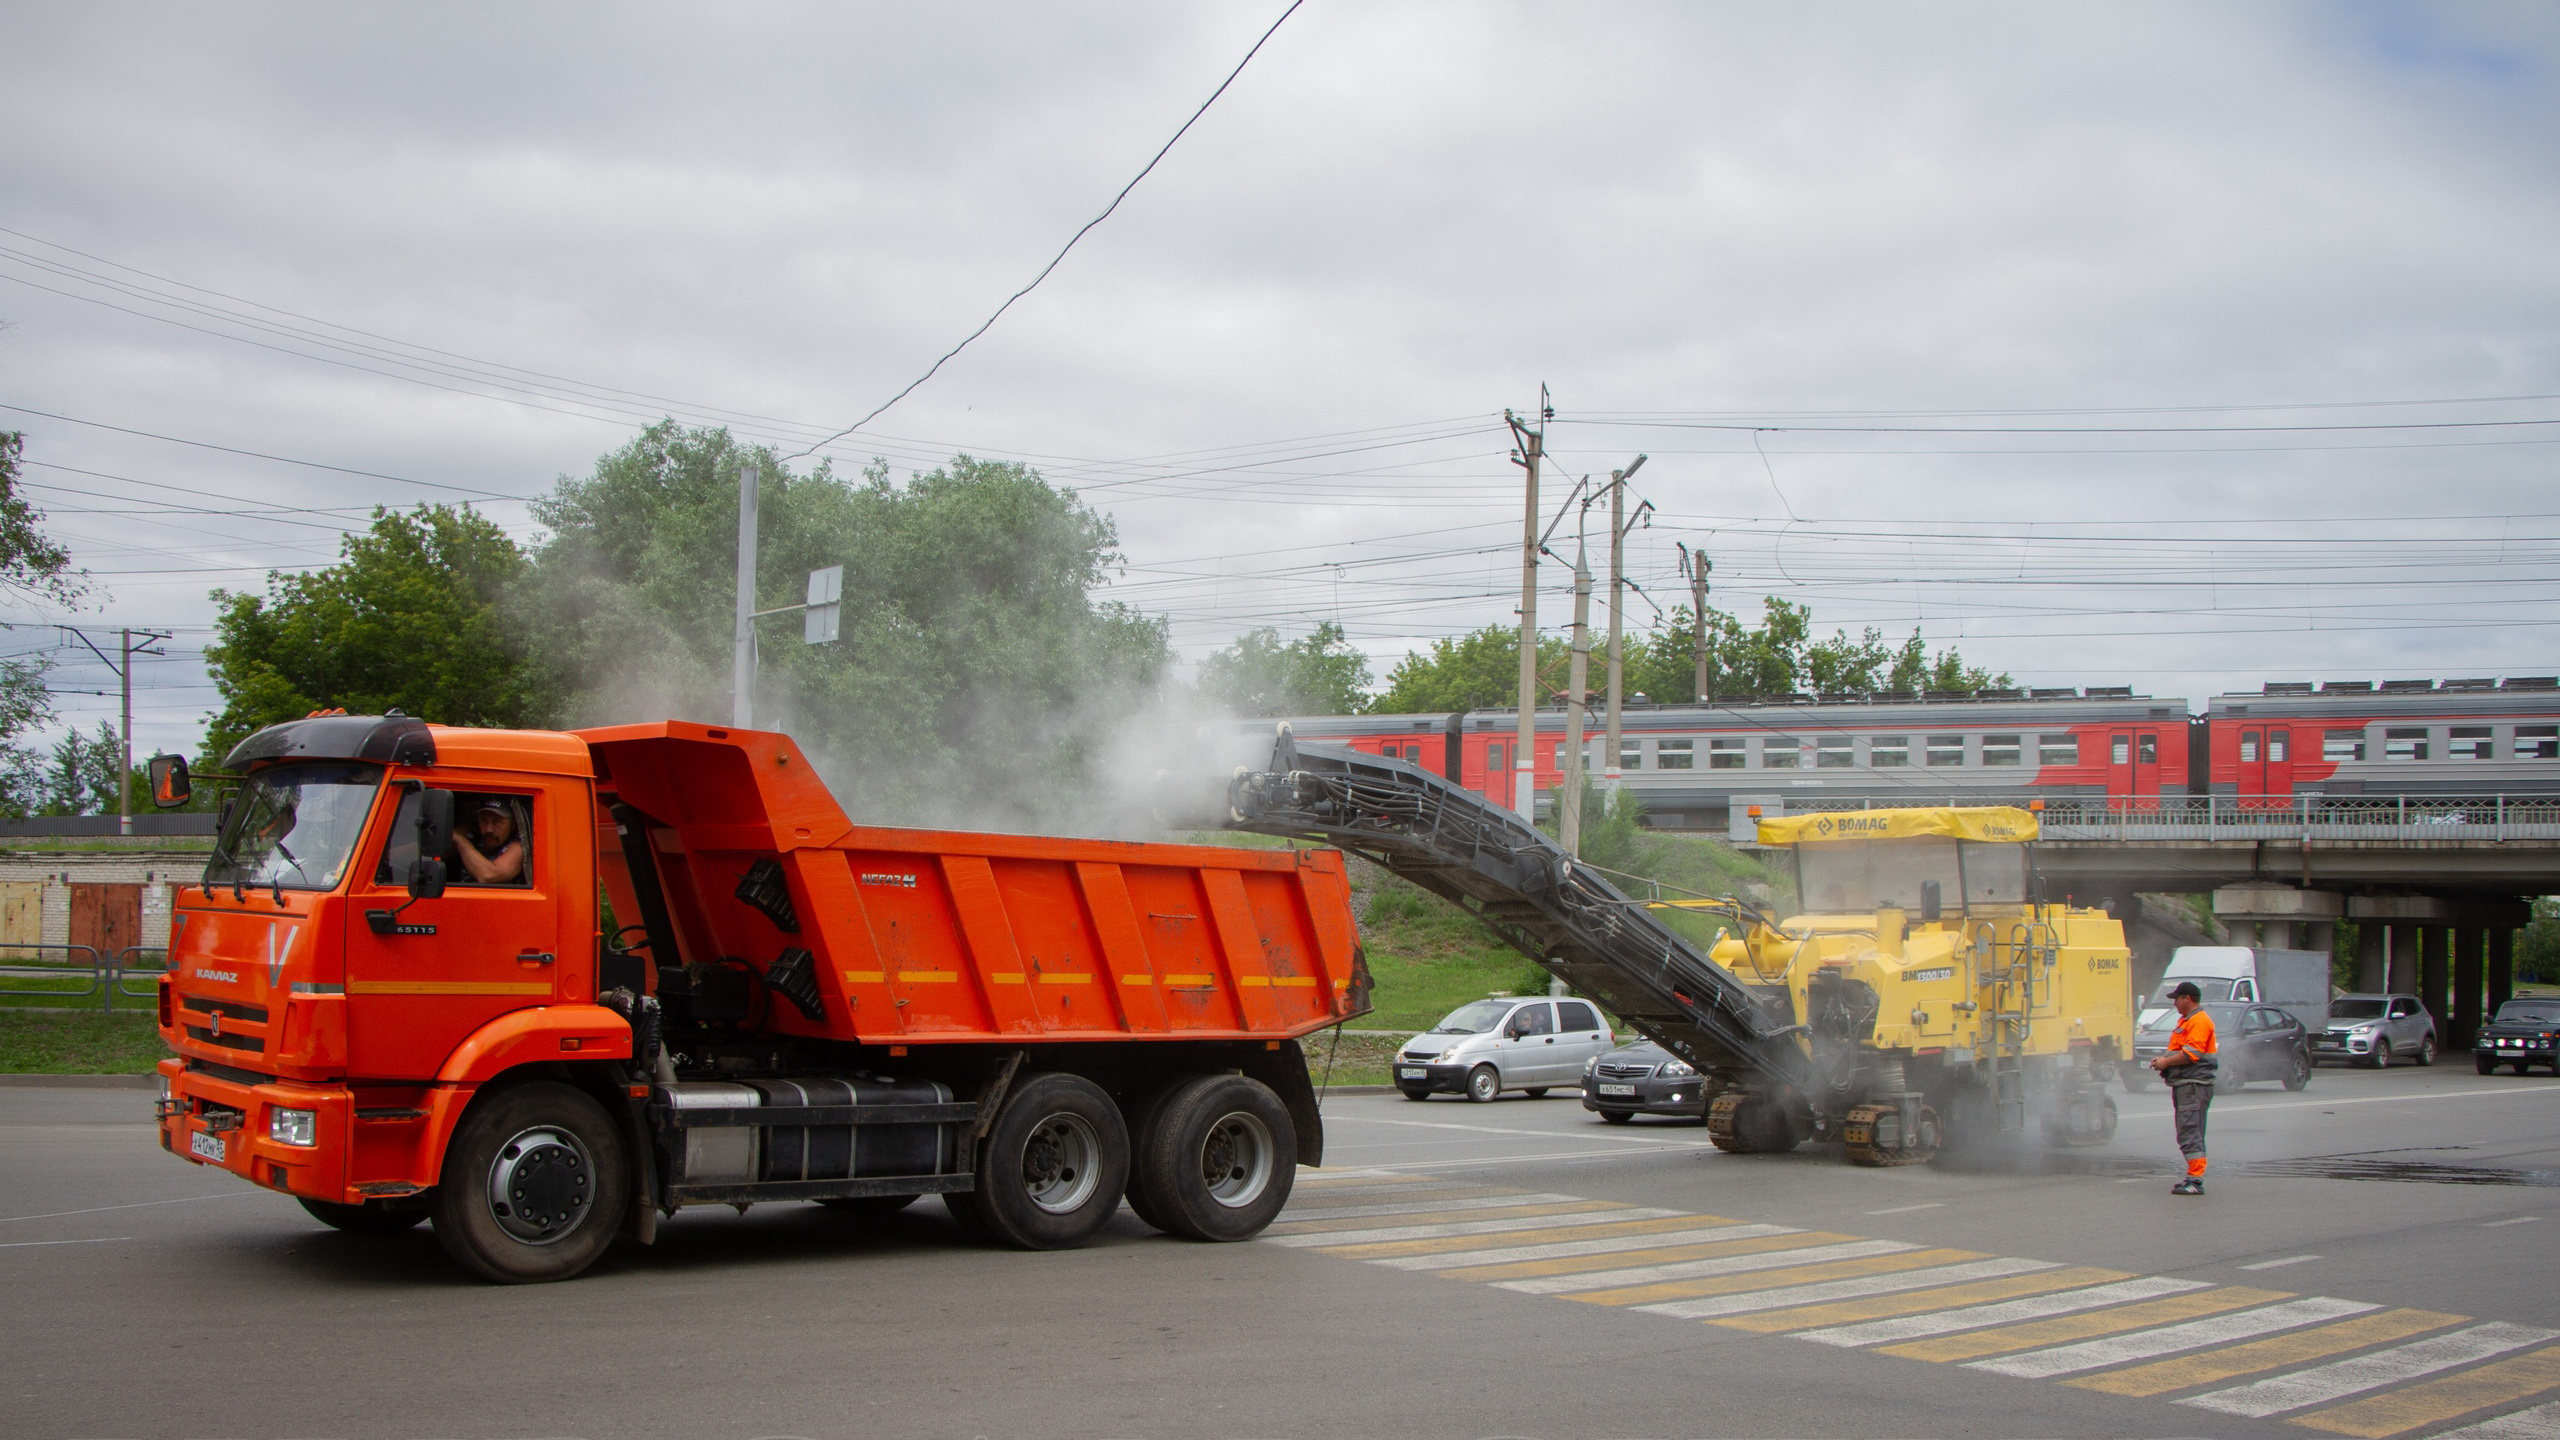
[2419,927,2449,1049]
[2356,922,2386,993]
[2453,927,2485,1051]
[2489,925,2515,1015]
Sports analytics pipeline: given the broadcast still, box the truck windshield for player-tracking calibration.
[1795,839,2028,913]
[2149,977,2237,1005]
[1431,1000,1515,1034]
[205,762,385,893]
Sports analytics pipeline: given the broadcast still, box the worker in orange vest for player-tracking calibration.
[2150,980,2218,1195]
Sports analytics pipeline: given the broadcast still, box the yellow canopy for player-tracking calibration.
[1755,806,2039,846]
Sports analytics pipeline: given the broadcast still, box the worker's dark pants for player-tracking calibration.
[2170,1080,2212,1160]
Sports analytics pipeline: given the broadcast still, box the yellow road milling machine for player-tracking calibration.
[1228,732,2135,1166]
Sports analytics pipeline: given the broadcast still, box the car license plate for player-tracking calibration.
[188,1130,225,1163]
[1598,1083,1637,1096]
[1398,1067,1427,1079]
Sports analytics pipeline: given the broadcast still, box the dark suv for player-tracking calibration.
[2475,997,2560,1075]
[2130,1003,2311,1092]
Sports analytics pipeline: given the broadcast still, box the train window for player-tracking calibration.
[2384,728,2429,761]
[2038,734,2078,765]
[2450,727,2494,760]
[2137,734,2158,764]
[2324,729,2366,762]
[1620,739,1644,770]
[2111,736,2130,765]
[1487,743,1506,776]
[1927,735,1966,766]
[1816,736,1854,768]
[1763,737,1801,769]
[2518,726,2558,760]
[1870,736,1909,767]
[1660,739,1697,770]
[2240,731,2260,763]
[1704,738,1740,769]
[1981,735,2022,767]
[2268,730,2288,762]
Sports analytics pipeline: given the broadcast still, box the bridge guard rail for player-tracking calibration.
[1226,736,1805,1089]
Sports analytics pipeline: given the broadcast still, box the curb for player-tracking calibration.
[0,1073,156,1089]
[1315,1084,1398,1097]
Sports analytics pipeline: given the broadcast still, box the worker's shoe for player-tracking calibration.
[2170,1177,2205,1196]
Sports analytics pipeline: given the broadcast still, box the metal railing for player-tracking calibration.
[0,944,170,1013]
[1747,793,2560,843]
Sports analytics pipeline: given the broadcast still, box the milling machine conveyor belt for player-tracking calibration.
[1225,733,1806,1089]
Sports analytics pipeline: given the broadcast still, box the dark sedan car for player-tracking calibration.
[2475,996,2560,1075]
[2128,1003,2311,1092]
[1580,1039,1711,1123]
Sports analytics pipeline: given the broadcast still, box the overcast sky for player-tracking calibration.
[3,1,2555,759]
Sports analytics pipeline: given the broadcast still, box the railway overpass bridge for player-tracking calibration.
[1737,793,2559,1052]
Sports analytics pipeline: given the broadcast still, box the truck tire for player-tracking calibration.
[1131,1074,1295,1242]
[432,1082,630,1284]
[953,1072,1129,1250]
[1465,1065,1501,1103]
[299,1195,429,1234]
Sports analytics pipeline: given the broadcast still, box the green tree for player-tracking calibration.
[519,423,1171,831]
[1371,625,1574,713]
[1196,620,1373,717]
[203,505,546,761]
[0,432,86,607]
[2518,897,2560,984]
[38,721,122,816]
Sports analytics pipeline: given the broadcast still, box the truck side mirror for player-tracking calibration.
[409,789,455,899]
[408,856,448,901]
[147,754,192,809]
[1919,879,1942,923]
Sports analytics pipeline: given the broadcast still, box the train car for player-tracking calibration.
[1265,688,2195,830]
[2203,676,2560,804]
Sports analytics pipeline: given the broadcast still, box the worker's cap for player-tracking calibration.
[471,800,511,818]
[2168,981,2203,1001]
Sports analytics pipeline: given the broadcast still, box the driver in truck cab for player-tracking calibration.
[449,798,525,885]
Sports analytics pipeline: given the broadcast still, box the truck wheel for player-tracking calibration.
[954,1072,1129,1250]
[1465,1065,1500,1103]
[2417,1034,2437,1067]
[1131,1074,1294,1242]
[432,1082,629,1284]
[816,1194,920,1216]
[299,1195,428,1234]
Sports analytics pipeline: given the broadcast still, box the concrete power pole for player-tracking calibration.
[1681,544,1713,703]
[732,459,760,728]
[1601,455,1648,801]
[116,627,168,836]
[1560,524,1592,855]
[1507,401,1548,820]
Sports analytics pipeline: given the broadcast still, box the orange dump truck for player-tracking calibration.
[149,714,1370,1282]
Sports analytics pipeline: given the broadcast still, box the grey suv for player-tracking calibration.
[2314,993,2438,1068]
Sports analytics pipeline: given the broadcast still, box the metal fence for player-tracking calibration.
[0,945,171,1013]
[1748,793,2560,843]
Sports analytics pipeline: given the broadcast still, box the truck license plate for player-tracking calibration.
[189,1130,226,1163]
[1397,1067,1427,1080]
[1598,1083,1637,1097]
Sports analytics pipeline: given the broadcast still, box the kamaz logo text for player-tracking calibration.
[860,873,918,888]
[192,968,239,983]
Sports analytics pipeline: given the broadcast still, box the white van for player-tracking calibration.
[2141,946,2332,1033]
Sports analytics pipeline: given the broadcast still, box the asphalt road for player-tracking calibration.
[5,1060,2557,1440]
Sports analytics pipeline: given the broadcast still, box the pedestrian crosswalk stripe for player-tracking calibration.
[1286,1182,1530,1207]
[2184,1324,2560,1419]
[2291,1344,2560,1438]
[2070,1310,2469,1398]
[1802,1276,2211,1348]
[1574,1247,1989,1309]
[1717,1267,2141,1334]
[1495,1236,1911,1296]
[1261,1205,1688,1249]
[2424,1397,2560,1440]
[1266,1197,1615,1232]
[1975,1296,2381,1379]
[1310,1211,1727,1260]
[1631,1256,2057,1319]
[1371,1221,1780,1272]
[1878,1285,2291,1362]
[1432,1226,1823,1282]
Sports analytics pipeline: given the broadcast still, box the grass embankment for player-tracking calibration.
[0,1011,166,1074]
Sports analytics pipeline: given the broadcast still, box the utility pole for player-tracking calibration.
[1560,518,1592,855]
[1506,393,1550,821]
[118,628,168,836]
[1601,455,1649,801]
[1680,543,1713,703]
[732,459,760,728]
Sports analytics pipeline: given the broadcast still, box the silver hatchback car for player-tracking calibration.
[1397,996,1615,1102]
[2313,993,2438,1068]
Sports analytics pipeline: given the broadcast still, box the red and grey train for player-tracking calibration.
[1267,675,2560,829]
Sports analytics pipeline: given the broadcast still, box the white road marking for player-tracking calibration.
[0,1191,257,1224]
[1259,1206,1688,1248]
[1864,1202,1946,1215]
[0,1235,132,1248]
[2430,1397,2560,1440]
[1372,1222,1801,1272]
[1969,1297,2380,1379]
[2238,1254,2325,1271]
[1497,1238,1920,1296]
[1329,1115,1723,1148]
[1793,1276,2212,1348]
[2112,1082,2560,1123]
[1632,1257,2060,1320]
[1274,1192,1581,1223]
[2483,1216,2543,1228]
[2181,1321,2560,1417]
[1332,1145,1725,1171]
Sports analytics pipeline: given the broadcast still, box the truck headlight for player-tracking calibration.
[268,1107,317,1148]
[1660,1059,1697,1079]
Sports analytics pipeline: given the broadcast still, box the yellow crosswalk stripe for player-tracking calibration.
[1566,1247,1988,1309]
[1269,1199,1625,1235]
[1876,1286,2291,1361]
[1317,1213,1739,1260]
[2290,1344,2560,1438]
[1286,1185,1518,1210]
[2069,1310,2470,1398]
[1435,1230,1856,1284]
[1720,1268,2137,1335]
